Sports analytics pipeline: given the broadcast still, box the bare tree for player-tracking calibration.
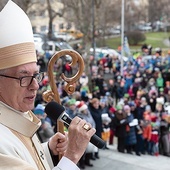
[10,0,38,12]
[46,0,65,40]
[124,0,148,32]
[2,0,170,45]
[61,0,123,47]
[61,0,95,44]
[60,0,149,46]
[148,0,170,23]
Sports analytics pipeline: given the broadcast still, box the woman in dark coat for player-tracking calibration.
[88,98,103,138]
[88,98,103,158]
[124,105,137,154]
[112,105,128,153]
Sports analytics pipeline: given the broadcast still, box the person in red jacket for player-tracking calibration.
[142,114,152,154]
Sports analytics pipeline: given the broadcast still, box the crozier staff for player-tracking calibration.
[0,1,95,170]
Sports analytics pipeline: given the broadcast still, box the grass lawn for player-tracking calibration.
[100,32,170,54]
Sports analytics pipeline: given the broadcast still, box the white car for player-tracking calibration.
[138,25,152,31]
[43,41,73,60]
[53,32,75,42]
[106,28,121,35]
[33,34,45,54]
[109,28,121,35]
[90,47,128,62]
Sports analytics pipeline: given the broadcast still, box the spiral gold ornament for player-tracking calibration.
[42,49,85,159]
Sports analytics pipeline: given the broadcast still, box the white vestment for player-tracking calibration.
[0,101,79,170]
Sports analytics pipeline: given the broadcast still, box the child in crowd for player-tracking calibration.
[101,113,111,149]
[142,114,152,154]
[150,122,159,156]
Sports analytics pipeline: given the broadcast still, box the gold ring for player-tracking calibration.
[83,124,91,131]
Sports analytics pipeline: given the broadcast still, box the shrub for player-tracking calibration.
[126,31,146,45]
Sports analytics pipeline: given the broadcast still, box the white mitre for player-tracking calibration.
[0,0,37,70]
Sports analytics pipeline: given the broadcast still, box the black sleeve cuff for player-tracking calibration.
[48,142,59,166]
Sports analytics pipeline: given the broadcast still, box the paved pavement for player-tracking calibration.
[82,142,169,170]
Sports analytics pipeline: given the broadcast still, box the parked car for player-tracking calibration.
[53,32,75,42]
[105,27,121,35]
[43,41,73,60]
[108,28,121,35]
[33,33,46,54]
[138,25,152,31]
[90,47,128,62]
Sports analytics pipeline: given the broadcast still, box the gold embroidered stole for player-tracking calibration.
[11,129,45,170]
[0,102,51,170]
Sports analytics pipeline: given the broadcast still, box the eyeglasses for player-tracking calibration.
[0,72,44,87]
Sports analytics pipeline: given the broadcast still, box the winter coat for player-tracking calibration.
[142,121,152,141]
[125,114,137,145]
[112,111,127,138]
[124,77,133,92]
[117,86,125,99]
[136,105,146,120]
[88,103,103,138]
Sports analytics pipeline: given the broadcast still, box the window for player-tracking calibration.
[59,23,64,29]
[41,26,47,32]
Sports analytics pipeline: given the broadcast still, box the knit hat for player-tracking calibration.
[145,105,151,111]
[81,90,86,97]
[34,104,45,115]
[124,105,130,110]
[100,98,107,104]
[105,92,111,96]
[68,98,76,106]
[124,93,129,98]
[0,0,37,70]
[159,88,164,92]
[93,86,99,92]
[128,101,136,107]
[116,105,122,111]
[151,114,157,122]
[61,96,70,106]
[76,101,88,112]
[109,107,116,113]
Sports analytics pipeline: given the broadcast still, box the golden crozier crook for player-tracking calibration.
[43,49,85,160]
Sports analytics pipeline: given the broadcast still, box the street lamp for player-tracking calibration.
[92,0,96,64]
[121,0,125,76]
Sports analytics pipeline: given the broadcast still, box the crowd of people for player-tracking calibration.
[34,41,170,169]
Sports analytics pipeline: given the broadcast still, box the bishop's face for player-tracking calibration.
[0,62,39,112]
